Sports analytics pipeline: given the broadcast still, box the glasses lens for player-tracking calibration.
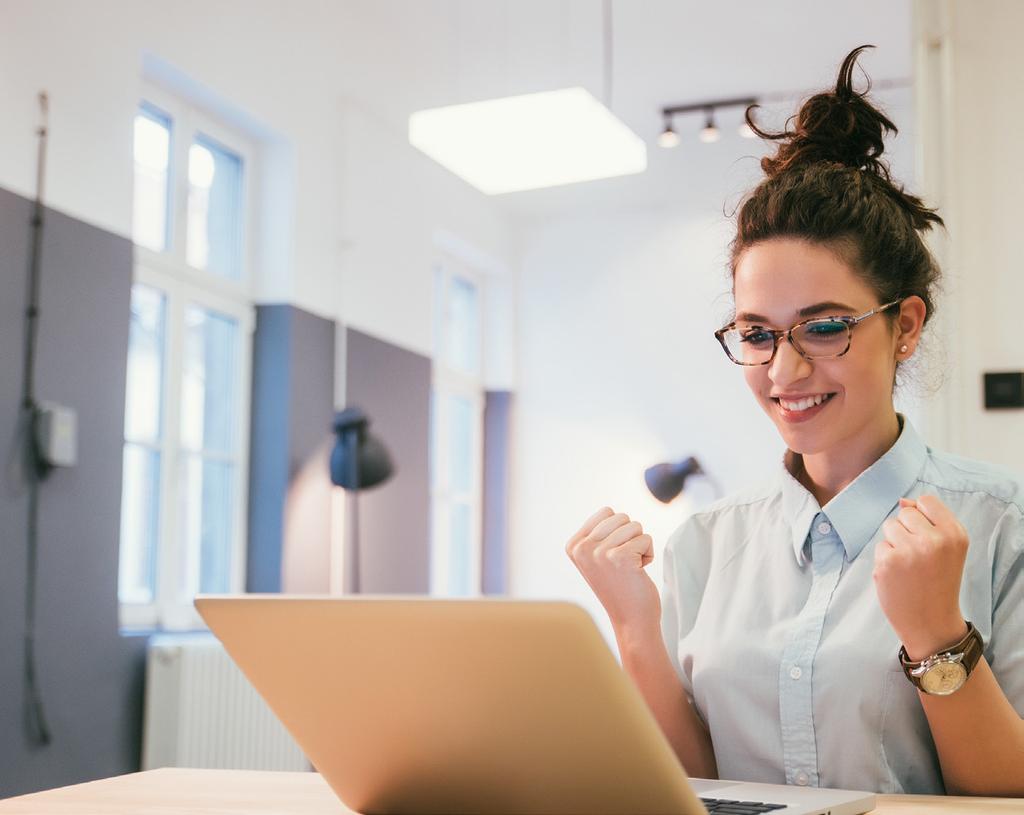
[723,327,775,365]
[793,319,850,358]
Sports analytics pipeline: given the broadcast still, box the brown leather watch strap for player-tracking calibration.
[899,621,984,691]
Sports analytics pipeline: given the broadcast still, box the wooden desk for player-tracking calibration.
[0,768,1020,814]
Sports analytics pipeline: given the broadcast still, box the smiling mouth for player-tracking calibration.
[771,393,837,413]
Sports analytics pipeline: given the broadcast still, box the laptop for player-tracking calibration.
[195,596,875,815]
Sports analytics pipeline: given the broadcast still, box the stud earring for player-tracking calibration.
[900,345,908,353]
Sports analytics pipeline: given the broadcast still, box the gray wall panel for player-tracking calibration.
[247,306,291,592]
[287,308,336,477]
[281,307,335,592]
[247,304,336,593]
[482,391,512,594]
[0,186,146,797]
[345,328,431,593]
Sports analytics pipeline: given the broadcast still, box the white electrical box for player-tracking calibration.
[36,402,77,467]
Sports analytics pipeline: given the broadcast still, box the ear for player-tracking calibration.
[894,295,927,358]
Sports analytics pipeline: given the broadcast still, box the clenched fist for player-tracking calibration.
[565,506,661,635]
[873,494,970,660]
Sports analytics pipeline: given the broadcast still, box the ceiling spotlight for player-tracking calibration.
[738,121,757,139]
[657,121,680,148]
[699,109,720,144]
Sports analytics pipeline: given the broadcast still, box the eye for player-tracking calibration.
[805,320,846,336]
[739,329,774,347]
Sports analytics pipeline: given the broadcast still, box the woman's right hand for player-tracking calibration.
[565,507,661,635]
[567,508,718,780]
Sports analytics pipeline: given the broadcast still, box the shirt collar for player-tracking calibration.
[778,414,929,566]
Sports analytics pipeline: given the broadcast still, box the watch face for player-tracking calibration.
[921,661,967,696]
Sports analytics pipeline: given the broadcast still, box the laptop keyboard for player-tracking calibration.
[700,798,789,813]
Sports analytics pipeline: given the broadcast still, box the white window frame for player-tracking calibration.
[430,256,485,597]
[121,83,256,630]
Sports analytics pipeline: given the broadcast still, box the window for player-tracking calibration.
[120,86,254,630]
[430,257,485,597]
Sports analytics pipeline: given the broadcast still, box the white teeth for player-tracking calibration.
[780,393,831,412]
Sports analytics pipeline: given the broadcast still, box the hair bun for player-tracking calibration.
[746,45,897,182]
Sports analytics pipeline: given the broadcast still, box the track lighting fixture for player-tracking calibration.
[658,95,757,147]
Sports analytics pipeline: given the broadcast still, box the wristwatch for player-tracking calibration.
[899,621,984,696]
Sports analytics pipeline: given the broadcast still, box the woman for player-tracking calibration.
[566,45,1023,797]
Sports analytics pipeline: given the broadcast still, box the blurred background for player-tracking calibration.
[1,0,1021,798]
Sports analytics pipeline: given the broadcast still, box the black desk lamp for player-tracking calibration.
[329,407,394,593]
[644,456,708,503]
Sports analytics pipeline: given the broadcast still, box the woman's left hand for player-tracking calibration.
[873,494,970,661]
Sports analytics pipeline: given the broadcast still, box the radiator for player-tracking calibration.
[142,633,310,771]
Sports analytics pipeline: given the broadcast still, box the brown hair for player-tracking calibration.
[730,45,944,333]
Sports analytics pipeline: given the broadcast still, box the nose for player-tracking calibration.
[768,336,813,388]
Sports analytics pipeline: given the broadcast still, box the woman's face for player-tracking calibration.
[732,238,902,458]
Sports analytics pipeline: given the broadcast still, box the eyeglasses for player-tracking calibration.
[714,300,903,366]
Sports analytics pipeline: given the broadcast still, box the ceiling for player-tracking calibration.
[338,0,916,222]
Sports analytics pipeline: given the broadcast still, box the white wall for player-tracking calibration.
[509,88,922,644]
[0,0,516,374]
[914,0,1024,472]
[336,103,515,367]
[511,206,777,639]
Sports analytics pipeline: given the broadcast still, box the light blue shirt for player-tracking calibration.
[660,415,1024,794]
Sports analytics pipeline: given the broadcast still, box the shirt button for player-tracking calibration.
[795,771,810,786]
[789,666,802,680]
[817,521,832,535]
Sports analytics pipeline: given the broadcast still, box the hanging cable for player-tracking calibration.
[20,90,53,747]
[602,0,614,109]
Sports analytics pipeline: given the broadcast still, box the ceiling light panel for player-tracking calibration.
[409,87,647,195]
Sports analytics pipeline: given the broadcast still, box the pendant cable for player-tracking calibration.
[20,90,53,747]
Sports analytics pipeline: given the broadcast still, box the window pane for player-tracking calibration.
[125,284,166,442]
[448,502,473,596]
[429,390,440,490]
[187,134,244,280]
[179,454,235,598]
[432,264,444,359]
[118,443,161,604]
[181,305,239,454]
[448,394,473,493]
[445,274,479,374]
[132,104,172,252]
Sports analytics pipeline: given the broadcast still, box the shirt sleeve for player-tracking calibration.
[989,502,1024,717]
[660,511,714,706]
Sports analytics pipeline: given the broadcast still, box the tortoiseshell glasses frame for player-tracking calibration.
[714,300,903,366]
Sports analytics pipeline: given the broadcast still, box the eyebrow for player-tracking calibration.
[735,301,859,323]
